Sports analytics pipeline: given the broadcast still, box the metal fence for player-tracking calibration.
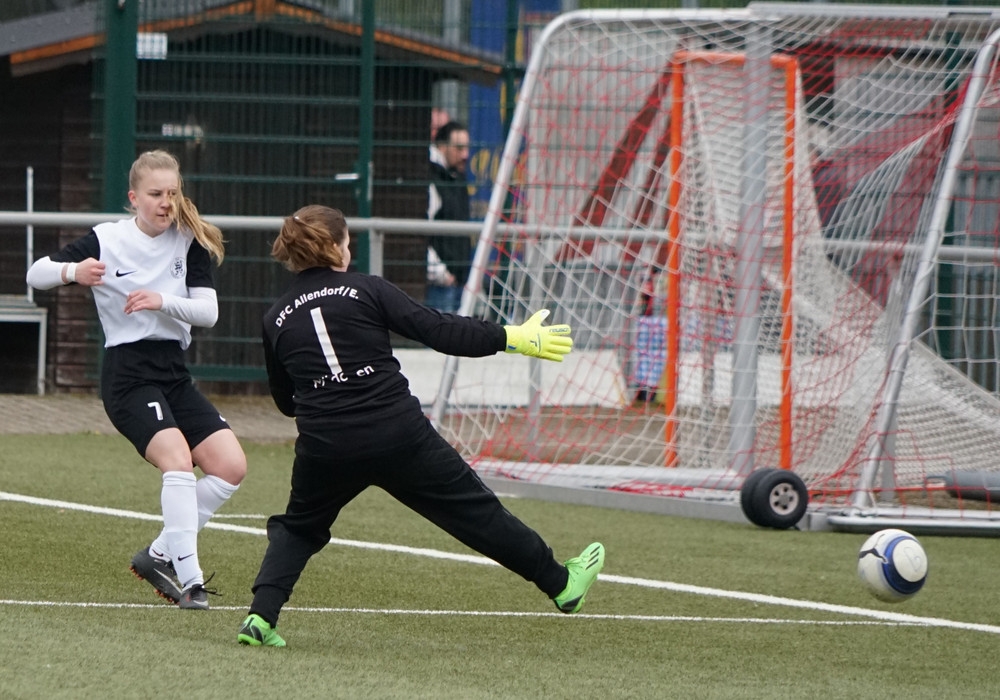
[0,1,551,391]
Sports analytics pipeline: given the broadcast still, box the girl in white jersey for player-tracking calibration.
[26,150,247,610]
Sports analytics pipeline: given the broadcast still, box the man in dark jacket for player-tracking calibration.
[426,120,472,313]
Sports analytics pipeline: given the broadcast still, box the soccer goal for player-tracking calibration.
[433,4,1000,534]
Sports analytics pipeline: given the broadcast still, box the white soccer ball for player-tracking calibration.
[857,528,928,602]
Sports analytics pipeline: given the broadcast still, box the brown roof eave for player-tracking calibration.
[4,0,504,84]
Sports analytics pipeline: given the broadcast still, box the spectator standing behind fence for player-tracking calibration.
[426,120,472,313]
[25,149,247,611]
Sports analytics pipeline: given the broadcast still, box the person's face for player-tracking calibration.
[129,168,178,237]
[442,130,470,173]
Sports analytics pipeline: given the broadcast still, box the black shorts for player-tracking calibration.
[101,339,230,457]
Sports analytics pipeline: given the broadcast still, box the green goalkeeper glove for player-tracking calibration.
[504,309,573,362]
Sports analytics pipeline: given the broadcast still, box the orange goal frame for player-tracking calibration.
[663,50,798,470]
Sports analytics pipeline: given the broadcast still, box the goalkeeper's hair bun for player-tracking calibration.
[273,205,348,272]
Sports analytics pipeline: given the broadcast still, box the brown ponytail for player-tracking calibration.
[272,205,348,273]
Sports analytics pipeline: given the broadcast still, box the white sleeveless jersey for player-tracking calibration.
[52,217,214,349]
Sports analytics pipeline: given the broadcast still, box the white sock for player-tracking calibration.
[159,471,202,589]
[196,474,240,530]
[149,475,240,559]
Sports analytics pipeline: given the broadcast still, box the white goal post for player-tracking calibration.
[433,4,1000,533]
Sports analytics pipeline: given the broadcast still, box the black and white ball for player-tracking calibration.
[857,528,928,602]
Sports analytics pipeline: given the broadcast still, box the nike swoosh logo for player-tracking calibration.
[177,553,195,561]
[116,269,137,277]
[153,570,180,590]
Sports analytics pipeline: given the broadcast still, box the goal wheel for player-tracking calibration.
[748,469,809,530]
[739,468,779,526]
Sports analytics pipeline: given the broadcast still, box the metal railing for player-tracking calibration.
[0,210,484,386]
[6,209,1000,391]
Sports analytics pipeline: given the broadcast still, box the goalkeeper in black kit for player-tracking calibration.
[238,204,605,647]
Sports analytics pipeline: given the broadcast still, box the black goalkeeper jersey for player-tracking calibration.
[263,266,506,458]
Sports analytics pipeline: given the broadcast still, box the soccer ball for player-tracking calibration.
[857,528,928,602]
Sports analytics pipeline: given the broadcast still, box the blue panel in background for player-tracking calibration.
[467,0,560,220]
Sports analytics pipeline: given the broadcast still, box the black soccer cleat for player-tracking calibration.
[130,548,182,604]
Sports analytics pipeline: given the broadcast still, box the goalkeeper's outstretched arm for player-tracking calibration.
[504,309,573,362]
[378,279,572,360]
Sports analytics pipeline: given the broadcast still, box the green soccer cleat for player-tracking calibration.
[553,542,605,614]
[238,614,286,648]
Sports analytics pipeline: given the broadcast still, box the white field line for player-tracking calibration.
[3,489,1000,635]
[0,599,935,627]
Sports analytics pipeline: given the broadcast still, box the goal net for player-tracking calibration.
[433,5,1000,528]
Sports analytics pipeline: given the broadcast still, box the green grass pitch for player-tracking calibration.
[2,432,999,699]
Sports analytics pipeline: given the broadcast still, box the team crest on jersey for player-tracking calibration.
[171,257,185,278]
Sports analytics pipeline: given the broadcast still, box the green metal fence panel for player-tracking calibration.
[0,1,547,390]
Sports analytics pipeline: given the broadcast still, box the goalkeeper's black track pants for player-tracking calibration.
[248,430,569,625]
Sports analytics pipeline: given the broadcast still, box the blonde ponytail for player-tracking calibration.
[174,194,225,265]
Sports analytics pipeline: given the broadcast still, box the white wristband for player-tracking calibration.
[64,263,77,284]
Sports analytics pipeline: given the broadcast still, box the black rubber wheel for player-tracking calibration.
[739,468,779,526]
[751,469,809,530]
